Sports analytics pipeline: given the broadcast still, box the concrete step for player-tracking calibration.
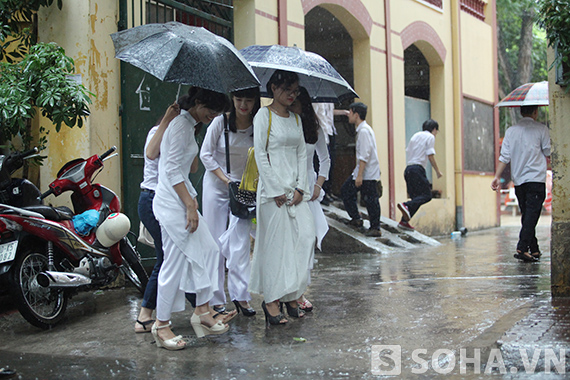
[321,200,440,254]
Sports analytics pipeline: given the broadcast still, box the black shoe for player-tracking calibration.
[213,305,226,313]
[261,301,288,325]
[346,218,363,228]
[514,251,538,262]
[280,302,305,318]
[233,300,256,317]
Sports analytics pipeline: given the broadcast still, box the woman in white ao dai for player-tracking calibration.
[200,87,260,317]
[151,88,231,350]
[248,70,315,325]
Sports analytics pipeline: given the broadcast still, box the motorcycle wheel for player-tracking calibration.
[9,249,68,329]
[119,237,148,295]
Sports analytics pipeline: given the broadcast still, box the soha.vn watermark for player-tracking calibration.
[371,345,567,375]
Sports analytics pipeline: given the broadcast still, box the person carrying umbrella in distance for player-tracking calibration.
[248,70,315,325]
[152,87,231,350]
[491,105,551,262]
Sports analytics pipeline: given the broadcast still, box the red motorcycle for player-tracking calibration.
[0,146,148,329]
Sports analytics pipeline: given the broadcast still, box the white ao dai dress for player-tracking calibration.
[153,110,220,320]
[249,107,315,303]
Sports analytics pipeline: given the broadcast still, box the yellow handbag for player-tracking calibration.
[238,108,298,192]
[239,146,259,192]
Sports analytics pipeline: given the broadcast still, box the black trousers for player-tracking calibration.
[403,164,432,219]
[514,182,546,254]
[341,177,381,229]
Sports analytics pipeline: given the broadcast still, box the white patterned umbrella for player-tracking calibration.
[240,45,357,103]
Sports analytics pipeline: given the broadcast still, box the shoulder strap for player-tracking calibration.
[266,107,272,151]
[223,113,230,174]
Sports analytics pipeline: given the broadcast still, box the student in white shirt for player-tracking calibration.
[152,87,231,350]
[397,119,443,231]
[289,87,331,312]
[248,70,315,326]
[491,105,550,262]
[134,101,183,334]
[340,102,382,236]
[200,87,260,317]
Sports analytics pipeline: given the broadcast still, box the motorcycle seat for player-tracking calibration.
[23,205,74,221]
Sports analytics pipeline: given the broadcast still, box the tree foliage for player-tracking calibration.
[0,0,62,62]
[0,42,93,152]
[497,0,548,133]
[537,0,570,88]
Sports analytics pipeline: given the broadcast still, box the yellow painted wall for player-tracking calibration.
[460,14,494,101]
[37,1,121,208]
[231,0,496,234]
[234,0,256,50]
[254,0,278,46]
[390,0,457,232]
[548,47,570,296]
[463,174,498,229]
[32,0,497,235]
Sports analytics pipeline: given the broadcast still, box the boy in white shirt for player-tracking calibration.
[341,102,382,237]
[397,119,443,231]
[491,105,550,262]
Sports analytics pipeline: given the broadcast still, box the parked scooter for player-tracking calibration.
[0,148,42,294]
[0,148,41,208]
[0,147,148,329]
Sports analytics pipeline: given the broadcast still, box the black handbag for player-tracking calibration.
[224,114,256,219]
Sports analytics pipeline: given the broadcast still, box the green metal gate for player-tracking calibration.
[118,0,233,265]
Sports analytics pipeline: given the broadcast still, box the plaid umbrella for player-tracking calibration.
[496,81,549,107]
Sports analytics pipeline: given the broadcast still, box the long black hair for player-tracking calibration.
[296,87,319,144]
[228,87,261,133]
[266,70,299,98]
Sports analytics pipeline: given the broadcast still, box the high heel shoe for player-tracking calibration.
[233,300,256,317]
[191,312,229,338]
[298,298,313,312]
[151,322,186,350]
[261,301,288,325]
[283,302,305,318]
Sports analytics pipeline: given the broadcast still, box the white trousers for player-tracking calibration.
[212,215,253,304]
[156,226,218,321]
[202,172,253,305]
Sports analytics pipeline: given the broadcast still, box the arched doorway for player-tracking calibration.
[404,44,432,182]
[305,6,355,196]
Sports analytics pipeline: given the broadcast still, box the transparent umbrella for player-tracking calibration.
[240,45,357,103]
[111,22,259,93]
[496,81,549,107]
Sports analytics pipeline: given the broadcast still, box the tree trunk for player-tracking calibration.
[516,8,535,86]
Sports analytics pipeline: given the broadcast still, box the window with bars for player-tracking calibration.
[421,0,443,8]
[123,0,233,41]
[460,0,486,21]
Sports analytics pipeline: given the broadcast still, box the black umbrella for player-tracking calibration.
[111,22,259,93]
[240,44,357,102]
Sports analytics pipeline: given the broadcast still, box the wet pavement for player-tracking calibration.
[1,220,568,379]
